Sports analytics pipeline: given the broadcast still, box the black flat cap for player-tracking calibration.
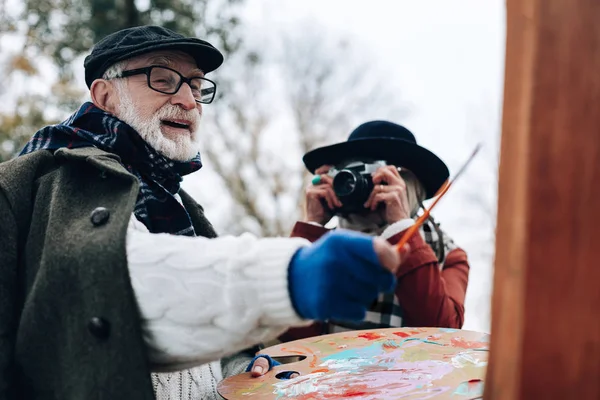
[83,25,224,88]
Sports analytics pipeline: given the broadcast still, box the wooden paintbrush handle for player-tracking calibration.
[395,210,431,251]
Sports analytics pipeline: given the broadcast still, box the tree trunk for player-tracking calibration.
[123,0,139,28]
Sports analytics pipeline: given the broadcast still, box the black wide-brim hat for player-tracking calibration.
[84,25,224,88]
[303,120,449,199]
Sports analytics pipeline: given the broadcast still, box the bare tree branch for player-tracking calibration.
[195,22,409,235]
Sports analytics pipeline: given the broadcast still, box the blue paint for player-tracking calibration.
[453,380,485,396]
[322,338,444,365]
[440,328,459,333]
[402,338,446,346]
[322,342,387,362]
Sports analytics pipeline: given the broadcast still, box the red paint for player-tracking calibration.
[393,331,411,338]
[451,337,488,349]
[312,368,329,373]
[330,384,373,398]
[340,390,369,397]
[280,345,319,367]
[358,332,385,340]
[279,347,306,355]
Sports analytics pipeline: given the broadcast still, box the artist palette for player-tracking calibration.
[218,327,489,399]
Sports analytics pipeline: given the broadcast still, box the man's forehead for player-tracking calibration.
[127,50,204,75]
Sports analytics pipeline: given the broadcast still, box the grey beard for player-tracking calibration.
[113,82,201,161]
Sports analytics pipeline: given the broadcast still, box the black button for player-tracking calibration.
[90,207,110,226]
[87,317,110,339]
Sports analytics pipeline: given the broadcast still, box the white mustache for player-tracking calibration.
[155,104,201,131]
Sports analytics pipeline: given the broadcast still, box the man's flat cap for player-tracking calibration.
[83,25,224,88]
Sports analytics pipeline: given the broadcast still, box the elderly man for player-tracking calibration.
[0,26,406,400]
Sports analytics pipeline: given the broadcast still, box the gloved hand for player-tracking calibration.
[288,230,403,321]
[244,355,300,379]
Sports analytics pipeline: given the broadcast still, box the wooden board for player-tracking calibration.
[218,327,489,399]
[485,0,600,399]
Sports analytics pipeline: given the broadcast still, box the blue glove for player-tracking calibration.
[245,354,280,372]
[288,230,396,321]
[245,355,296,379]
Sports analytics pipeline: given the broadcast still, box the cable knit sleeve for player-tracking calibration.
[125,216,311,371]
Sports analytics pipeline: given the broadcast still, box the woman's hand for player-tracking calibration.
[364,166,411,224]
[305,165,342,225]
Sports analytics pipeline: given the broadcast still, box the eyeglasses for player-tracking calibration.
[118,66,217,104]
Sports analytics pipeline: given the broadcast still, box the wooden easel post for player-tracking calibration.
[485,0,600,399]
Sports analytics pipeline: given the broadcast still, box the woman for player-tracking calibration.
[281,120,470,340]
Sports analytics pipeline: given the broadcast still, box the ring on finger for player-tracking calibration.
[312,175,322,185]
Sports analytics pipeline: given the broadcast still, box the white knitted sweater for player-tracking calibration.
[126,215,310,398]
[150,353,251,400]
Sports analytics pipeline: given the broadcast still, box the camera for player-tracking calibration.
[329,160,387,214]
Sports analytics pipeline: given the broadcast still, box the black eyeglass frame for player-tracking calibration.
[118,65,217,104]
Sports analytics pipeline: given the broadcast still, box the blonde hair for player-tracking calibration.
[400,168,426,217]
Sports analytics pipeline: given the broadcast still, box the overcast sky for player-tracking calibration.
[1,0,506,332]
[236,0,506,332]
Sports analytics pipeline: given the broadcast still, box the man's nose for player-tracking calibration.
[170,82,197,111]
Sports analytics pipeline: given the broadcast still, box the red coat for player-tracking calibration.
[280,221,470,342]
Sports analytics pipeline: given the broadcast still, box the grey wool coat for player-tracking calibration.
[0,147,217,400]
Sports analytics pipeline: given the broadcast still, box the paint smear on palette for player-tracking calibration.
[281,345,319,368]
[357,332,385,340]
[439,328,459,333]
[451,351,488,369]
[400,338,446,349]
[393,329,426,338]
[450,337,489,350]
[320,342,404,369]
[233,380,268,397]
[454,379,485,396]
[272,342,455,400]
[273,370,453,400]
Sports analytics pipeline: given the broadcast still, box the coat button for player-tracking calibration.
[87,317,110,339]
[90,207,110,226]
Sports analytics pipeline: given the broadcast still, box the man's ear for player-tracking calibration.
[90,79,119,114]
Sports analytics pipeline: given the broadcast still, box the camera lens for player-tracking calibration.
[332,170,358,197]
[331,164,376,213]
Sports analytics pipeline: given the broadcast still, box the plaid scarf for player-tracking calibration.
[20,102,202,236]
[327,219,458,332]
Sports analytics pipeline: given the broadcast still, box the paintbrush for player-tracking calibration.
[395,143,482,253]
